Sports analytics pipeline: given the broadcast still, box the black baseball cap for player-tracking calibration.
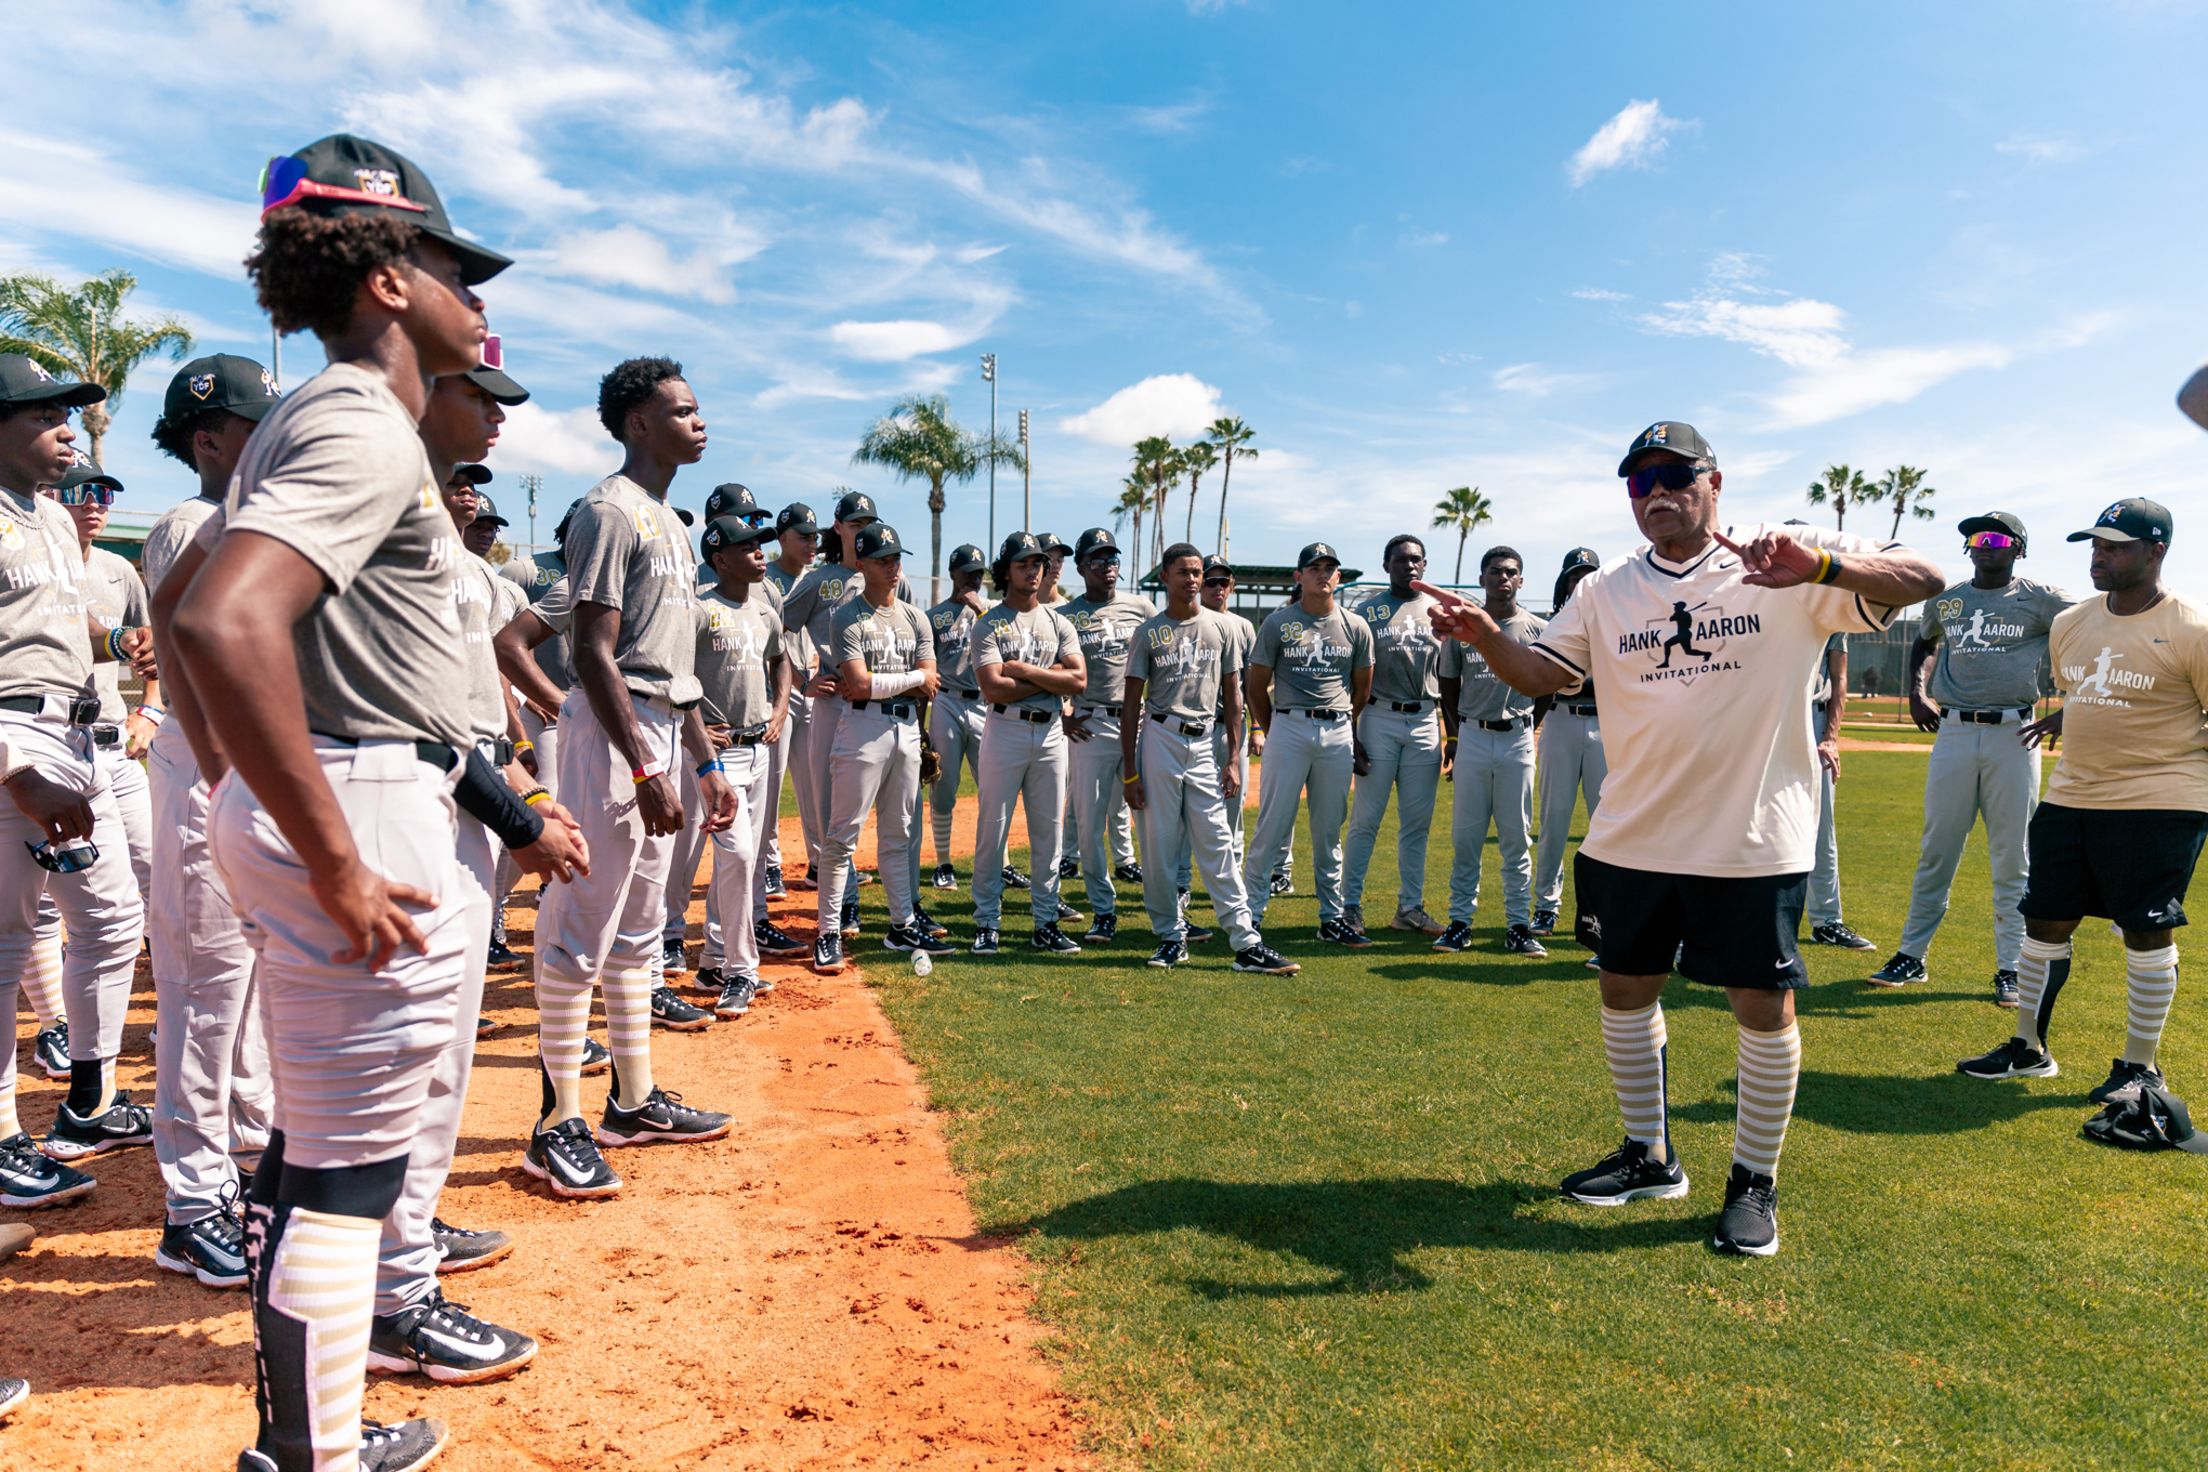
[1958,511,2027,543]
[705,483,758,521]
[158,354,280,429]
[834,490,879,525]
[1038,530,1073,556]
[948,542,987,574]
[1560,547,1600,574]
[1074,527,1119,561]
[854,522,905,560]
[1617,420,1716,476]
[54,453,122,495]
[1202,554,1234,580]
[554,497,585,543]
[471,490,509,527]
[2068,498,2172,546]
[259,133,511,285]
[776,502,819,535]
[702,514,774,556]
[1297,541,1342,569]
[674,506,696,528]
[449,463,492,487]
[999,530,1046,562]
[462,335,528,405]
[0,353,104,410]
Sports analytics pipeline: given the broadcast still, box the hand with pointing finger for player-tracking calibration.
[1410,579,1497,643]
[1714,529,1823,589]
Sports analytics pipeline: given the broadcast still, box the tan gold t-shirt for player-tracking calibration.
[2045,591,2208,811]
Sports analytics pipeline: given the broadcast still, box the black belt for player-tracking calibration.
[1290,709,1349,721]
[953,687,981,701]
[1477,715,1531,732]
[1564,703,1598,718]
[0,694,100,724]
[725,723,770,747]
[0,696,43,715]
[991,704,1054,724]
[1385,701,1429,714]
[850,699,916,720]
[1949,707,2032,725]
[1150,710,1210,738]
[90,724,122,748]
[314,732,459,772]
[474,736,515,766]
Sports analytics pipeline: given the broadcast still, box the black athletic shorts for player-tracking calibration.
[1574,852,1809,989]
[2021,802,2208,933]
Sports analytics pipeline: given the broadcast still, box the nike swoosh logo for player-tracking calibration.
[549,1150,596,1185]
[1775,958,1793,969]
[419,1325,505,1362]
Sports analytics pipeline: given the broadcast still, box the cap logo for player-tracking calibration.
[353,168,401,198]
[260,370,280,396]
[189,373,215,400]
[27,361,52,382]
[1644,422,1669,445]
[2099,504,2123,526]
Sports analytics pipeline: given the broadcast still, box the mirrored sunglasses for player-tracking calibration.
[1965,531,2018,550]
[59,484,117,508]
[1625,461,1708,499]
[26,838,98,874]
[259,154,428,219]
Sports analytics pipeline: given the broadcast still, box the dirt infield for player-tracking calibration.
[2,801,1089,1471]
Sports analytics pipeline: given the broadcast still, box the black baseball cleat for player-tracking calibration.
[1002,866,1031,890]
[1530,909,1559,937]
[691,965,725,995]
[1057,855,1080,881]
[885,922,958,955]
[368,1289,538,1385]
[855,868,877,887]
[713,975,759,1019]
[1503,924,1549,958]
[751,968,777,996]
[649,986,713,1032]
[1233,942,1301,976]
[351,1415,451,1472]
[32,1022,68,1080]
[1176,889,1214,944]
[840,896,861,939]
[812,934,845,975]
[1957,1037,2058,1080]
[1560,1138,1689,1205]
[1114,861,1143,885]
[485,940,524,972]
[156,1206,248,1288]
[970,927,1001,956]
[660,940,688,975]
[521,1118,622,1199]
[763,863,787,898]
[1148,939,1188,968]
[1432,921,1474,953]
[475,1014,498,1040]
[931,863,959,890]
[1867,952,1926,987]
[2087,1058,2165,1105]
[598,1087,733,1148]
[432,1217,514,1274]
[579,1037,612,1076]
[755,917,807,958]
[1031,924,1082,955]
[1711,1164,1780,1257]
[1083,913,1118,944]
[910,901,951,939]
[1317,917,1372,949]
[1056,901,1086,927]
[0,1377,25,1423]
[43,1093,154,1161]
[789,867,816,891]
[1992,970,2021,1008]
[1269,870,1293,897]
[1809,921,1875,951]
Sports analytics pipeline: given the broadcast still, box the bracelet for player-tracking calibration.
[133,704,165,724]
[521,788,551,807]
[1809,548,1836,585]
[630,756,669,784]
[1122,774,1141,785]
[513,738,534,754]
[696,758,724,777]
[1816,551,1845,585]
[106,626,129,661]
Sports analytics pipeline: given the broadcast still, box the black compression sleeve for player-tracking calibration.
[454,745,544,850]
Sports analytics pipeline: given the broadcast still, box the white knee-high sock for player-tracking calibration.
[266,1206,382,1472]
[1600,1002,1671,1163]
[533,968,593,1128]
[2122,945,2179,1067]
[932,800,955,869]
[1731,1022,1802,1180]
[2013,936,2073,1051]
[602,967,655,1110]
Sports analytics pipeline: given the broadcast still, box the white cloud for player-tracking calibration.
[1400,228,1450,248]
[1571,286,1629,302]
[1641,293,1851,368]
[1128,98,1211,134]
[1996,133,2086,164]
[537,222,764,305]
[1491,363,1604,398]
[1186,0,1249,12]
[827,319,977,362]
[496,402,615,476]
[1567,99,1689,186]
[1060,374,1225,444]
[0,129,255,277]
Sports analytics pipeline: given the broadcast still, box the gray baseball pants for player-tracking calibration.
[95,741,152,913]
[1448,723,1535,927]
[784,688,822,879]
[1245,710,1354,926]
[1137,716,1259,950]
[1177,722,1249,890]
[1068,706,1133,916]
[701,741,772,976]
[928,690,985,869]
[808,692,861,898]
[819,703,922,932]
[1897,713,2038,970]
[972,711,1069,929]
[1341,704,1443,915]
[1534,707,1605,914]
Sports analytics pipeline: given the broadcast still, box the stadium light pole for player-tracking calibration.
[1019,409,1031,533]
[980,353,997,550]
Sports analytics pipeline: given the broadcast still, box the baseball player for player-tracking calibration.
[1243,541,1375,938]
[1959,498,2207,1114]
[969,531,1088,955]
[522,355,738,1207]
[813,521,948,972]
[1870,513,2068,1001]
[0,353,150,1214]
[458,481,537,974]
[1532,548,1605,941]
[1060,527,1156,943]
[1436,547,1548,957]
[1124,543,1299,975]
[688,515,793,1015]
[497,497,573,801]
[926,543,990,889]
[166,132,534,1470]
[764,501,821,896]
[1798,631,1875,951]
[1423,419,1941,1257]
[1339,535,1445,939]
[1174,556,1257,938]
[138,354,283,1285]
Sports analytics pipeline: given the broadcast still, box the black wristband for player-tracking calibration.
[454,746,545,850]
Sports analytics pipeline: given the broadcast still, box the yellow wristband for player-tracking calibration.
[1811,548,1834,584]
[514,739,534,754]
[523,789,551,807]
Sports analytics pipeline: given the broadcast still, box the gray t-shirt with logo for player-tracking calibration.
[1130,607,1242,725]
[1353,588,1443,705]
[831,596,935,682]
[564,474,700,707]
[81,547,150,724]
[1062,591,1157,708]
[195,362,470,746]
[1924,577,2070,711]
[927,597,982,692]
[1440,609,1545,722]
[788,563,918,677]
[1251,602,1375,711]
[503,550,573,690]
[694,587,785,728]
[142,495,220,596]
[0,489,93,704]
[974,602,1081,714]
[763,559,811,672]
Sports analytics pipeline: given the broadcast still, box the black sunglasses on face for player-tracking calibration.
[1625,461,1710,499]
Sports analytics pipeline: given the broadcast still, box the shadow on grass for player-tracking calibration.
[998,1175,1706,1297]
[1671,1068,2080,1134]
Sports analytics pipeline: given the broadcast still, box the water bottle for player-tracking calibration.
[912,950,933,978]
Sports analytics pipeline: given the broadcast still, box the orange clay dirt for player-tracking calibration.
[2,797,1089,1471]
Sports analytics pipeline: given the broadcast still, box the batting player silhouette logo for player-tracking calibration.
[2075,647,2122,698]
[1657,601,1712,668]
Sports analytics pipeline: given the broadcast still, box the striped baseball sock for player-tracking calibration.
[2013,936,2073,1052]
[0,1063,20,1140]
[1600,1002,1671,1163]
[533,966,592,1128]
[20,931,63,1030]
[933,800,955,870]
[265,1206,381,1472]
[2122,945,2179,1067]
[603,967,655,1110]
[1731,1022,1802,1180]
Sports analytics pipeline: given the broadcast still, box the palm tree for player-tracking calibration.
[1112,475,1149,570]
[1876,465,1937,539]
[1179,440,1218,544]
[1131,435,1180,566]
[1430,486,1493,583]
[852,394,1023,603]
[0,269,191,464]
[1805,464,1878,532]
[1203,416,1258,556]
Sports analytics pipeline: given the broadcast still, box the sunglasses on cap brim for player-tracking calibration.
[1625,460,1710,498]
[1965,531,2019,549]
[59,484,118,507]
[259,155,429,219]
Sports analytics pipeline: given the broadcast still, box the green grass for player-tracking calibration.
[863,752,2208,1471]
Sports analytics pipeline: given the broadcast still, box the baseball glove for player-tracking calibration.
[919,746,942,785]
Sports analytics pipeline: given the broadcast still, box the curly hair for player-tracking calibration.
[150,407,231,467]
[597,356,685,442]
[246,207,420,340]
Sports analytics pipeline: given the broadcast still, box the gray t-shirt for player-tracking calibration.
[1129,607,1241,725]
[1061,592,1157,708]
[831,595,934,683]
[927,597,982,692]
[763,558,812,671]
[1251,602,1375,711]
[142,495,221,596]
[503,551,573,691]
[196,362,471,746]
[455,552,520,741]
[1925,577,2070,711]
[81,547,150,724]
[563,474,701,707]
[0,489,95,704]
[1440,609,1545,722]
[1217,614,1256,719]
[1352,588,1443,705]
[787,564,918,678]
[694,587,785,728]
[974,602,1081,714]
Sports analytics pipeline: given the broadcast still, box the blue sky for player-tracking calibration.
[7,0,2206,596]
